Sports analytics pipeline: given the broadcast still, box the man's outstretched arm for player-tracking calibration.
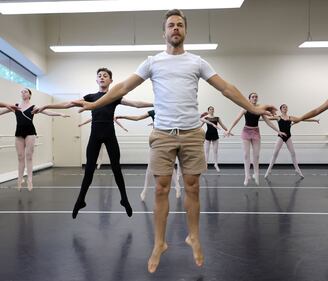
[0,102,19,111]
[293,99,328,123]
[74,74,144,110]
[207,74,277,116]
[32,100,83,114]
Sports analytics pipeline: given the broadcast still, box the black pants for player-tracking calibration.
[76,124,128,203]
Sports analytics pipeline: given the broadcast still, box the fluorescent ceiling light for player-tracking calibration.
[50,44,218,52]
[299,41,328,48]
[0,0,244,15]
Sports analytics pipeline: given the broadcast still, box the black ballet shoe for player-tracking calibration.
[120,199,133,217]
[72,200,86,219]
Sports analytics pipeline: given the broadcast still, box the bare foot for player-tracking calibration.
[148,243,168,273]
[185,236,204,267]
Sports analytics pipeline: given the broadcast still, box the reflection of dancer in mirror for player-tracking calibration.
[201,106,230,173]
[33,68,152,218]
[115,110,181,200]
[265,104,319,178]
[293,99,328,122]
[0,88,69,191]
[227,93,286,186]
[74,10,277,273]
[78,117,128,169]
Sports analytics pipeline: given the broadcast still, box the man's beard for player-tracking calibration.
[168,36,184,48]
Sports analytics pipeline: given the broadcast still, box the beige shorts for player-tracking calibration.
[148,127,207,176]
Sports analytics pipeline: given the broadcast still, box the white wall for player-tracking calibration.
[1,1,327,169]
[38,52,328,164]
[0,78,53,183]
[0,14,47,74]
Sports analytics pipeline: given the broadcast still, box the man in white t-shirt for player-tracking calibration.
[75,9,277,273]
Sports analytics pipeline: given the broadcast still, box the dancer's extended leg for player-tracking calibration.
[183,174,204,268]
[251,139,261,185]
[172,167,181,198]
[140,165,153,201]
[97,144,105,169]
[286,138,304,178]
[265,138,283,178]
[15,137,26,191]
[242,140,251,186]
[148,175,171,273]
[204,140,210,164]
[25,135,35,191]
[72,136,101,219]
[212,140,220,172]
[104,135,132,217]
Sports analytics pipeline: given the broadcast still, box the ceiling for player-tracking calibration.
[2,0,328,55]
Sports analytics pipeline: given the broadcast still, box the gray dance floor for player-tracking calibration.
[0,165,327,281]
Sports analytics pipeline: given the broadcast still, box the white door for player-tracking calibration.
[52,94,81,166]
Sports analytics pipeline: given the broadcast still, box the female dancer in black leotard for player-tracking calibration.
[227,93,286,186]
[34,68,152,218]
[265,104,319,178]
[201,106,229,173]
[0,88,68,190]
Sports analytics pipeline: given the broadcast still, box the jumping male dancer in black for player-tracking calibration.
[34,68,152,218]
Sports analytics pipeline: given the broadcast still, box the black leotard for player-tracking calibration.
[278,117,291,142]
[15,105,37,138]
[244,111,260,127]
[205,116,219,141]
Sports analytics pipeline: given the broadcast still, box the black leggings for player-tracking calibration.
[76,125,128,203]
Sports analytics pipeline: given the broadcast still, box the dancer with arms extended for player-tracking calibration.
[0,88,68,190]
[201,106,230,172]
[74,10,276,273]
[265,103,319,178]
[227,92,286,186]
[33,68,152,218]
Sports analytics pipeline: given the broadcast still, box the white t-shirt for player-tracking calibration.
[135,51,216,130]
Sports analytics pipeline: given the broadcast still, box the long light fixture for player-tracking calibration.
[299,41,328,48]
[299,0,328,48]
[0,0,244,15]
[50,44,218,52]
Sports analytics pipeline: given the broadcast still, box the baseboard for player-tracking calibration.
[82,163,328,169]
[0,162,53,183]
